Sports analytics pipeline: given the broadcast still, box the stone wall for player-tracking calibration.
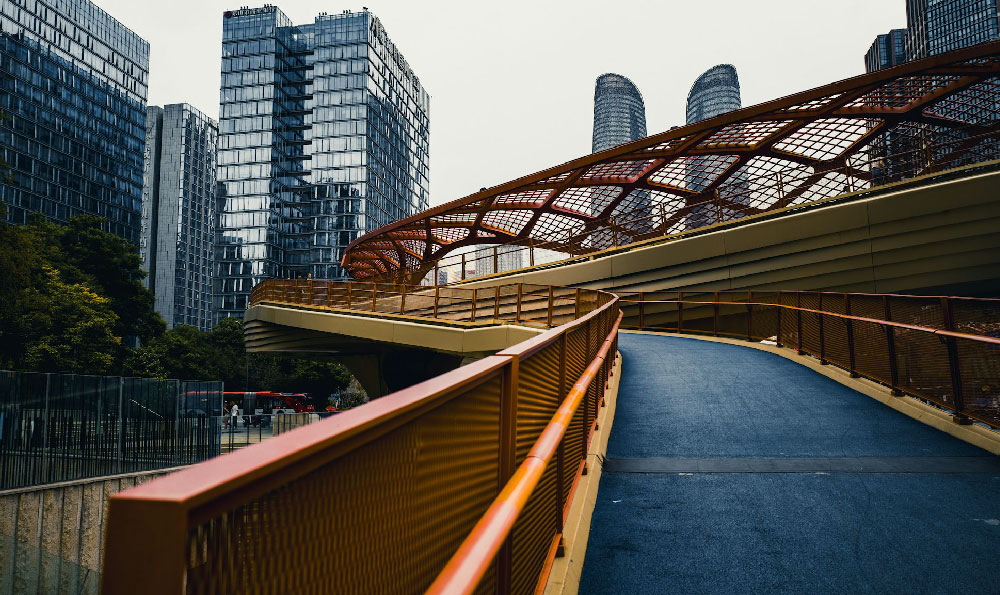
[0,467,183,594]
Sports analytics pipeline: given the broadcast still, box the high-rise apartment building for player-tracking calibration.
[215,5,430,319]
[906,0,999,60]
[865,28,908,72]
[592,74,647,153]
[141,104,218,330]
[0,0,149,244]
[685,64,743,228]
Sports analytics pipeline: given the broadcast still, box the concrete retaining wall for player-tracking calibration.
[0,467,183,594]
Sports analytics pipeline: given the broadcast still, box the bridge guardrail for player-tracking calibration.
[618,290,1000,428]
[102,282,620,595]
[249,278,599,327]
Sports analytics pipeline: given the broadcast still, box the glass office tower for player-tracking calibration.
[686,64,741,126]
[906,0,999,60]
[865,28,908,72]
[216,5,430,319]
[592,73,647,153]
[0,0,149,244]
[141,104,218,330]
[685,64,743,228]
[592,74,648,230]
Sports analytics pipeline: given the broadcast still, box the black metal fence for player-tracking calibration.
[0,371,224,490]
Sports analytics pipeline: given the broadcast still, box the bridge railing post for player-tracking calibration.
[796,292,804,354]
[883,296,902,395]
[818,293,827,365]
[555,331,568,552]
[494,285,501,321]
[677,292,684,333]
[941,297,971,424]
[346,281,353,309]
[515,283,523,322]
[497,354,519,594]
[775,291,783,347]
[582,320,592,472]
[470,288,478,322]
[433,286,440,318]
[638,291,645,331]
[546,286,554,327]
[529,238,535,268]
[461,253,466,281]
[713,292,720,337]
[845,294,860,378]
[399,284,407,314]
[746,291,753,341]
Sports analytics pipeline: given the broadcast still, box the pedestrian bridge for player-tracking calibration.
[100,43,1000,594]
[101,280,1000,594]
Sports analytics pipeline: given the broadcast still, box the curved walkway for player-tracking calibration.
[579,332,1000,594]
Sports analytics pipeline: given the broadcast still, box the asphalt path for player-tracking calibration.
[579,332,1000,595]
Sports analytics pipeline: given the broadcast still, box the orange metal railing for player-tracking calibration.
[102,281,620,595]
[617,290,1000,428]
[426,311,621,594]
[248,278,598,327]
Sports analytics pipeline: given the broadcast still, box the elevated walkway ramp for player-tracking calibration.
[579,332,1000,594]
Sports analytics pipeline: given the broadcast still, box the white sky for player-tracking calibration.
[96,0,905,207]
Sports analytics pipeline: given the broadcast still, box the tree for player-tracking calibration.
[27,215,165,345]
[0,217,43,368]
[124,324,219,380]
[20,265,120,374]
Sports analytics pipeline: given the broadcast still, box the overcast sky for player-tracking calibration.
[96,0,905,207]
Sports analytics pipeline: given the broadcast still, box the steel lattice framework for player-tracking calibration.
[343,42,1000,283]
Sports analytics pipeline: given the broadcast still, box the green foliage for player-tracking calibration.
[0,213,163,372]
[255,358,354,408]
[27,215,165,344]
[0,213,357,395]
[124,324,219,380]
[20,265,120,374]
[0,219,43,366]
[125,317,354,405]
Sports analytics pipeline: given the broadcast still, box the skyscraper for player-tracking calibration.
[906,0,999,60]
[0,0,149,244]
[215,5,430,319]
[592,74,648,232]
[141,104,218,330]
[592,73,647,153]
[865,28,908,72]
[685,64,743,228]
[686,64,741,126]
[901,1,1000,180]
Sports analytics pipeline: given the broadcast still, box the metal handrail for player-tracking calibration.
[618,291,1000,429]
[102,281,621,594]
[619,298,1000,345]
[426,311,622,594]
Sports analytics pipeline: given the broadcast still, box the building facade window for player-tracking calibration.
[0,0,149,245]
[141,104,218,330]
[215,6,430,320]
